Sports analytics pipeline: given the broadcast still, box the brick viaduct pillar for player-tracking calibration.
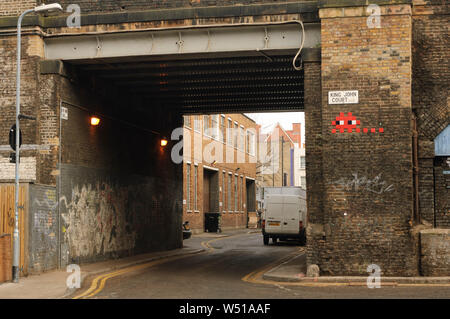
[306,0,419,276]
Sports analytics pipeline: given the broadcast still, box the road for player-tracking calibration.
[72,231,450,299]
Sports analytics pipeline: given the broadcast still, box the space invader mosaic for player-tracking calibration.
[331,112,384,134]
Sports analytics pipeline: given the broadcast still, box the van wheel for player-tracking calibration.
[263,235,269,245]
[272,237,278,244]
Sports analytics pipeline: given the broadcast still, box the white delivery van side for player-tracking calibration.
[262,187,307,245]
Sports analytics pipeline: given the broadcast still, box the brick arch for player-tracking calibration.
[412,8,450,141]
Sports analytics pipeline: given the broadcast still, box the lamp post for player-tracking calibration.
[13,3,63,283]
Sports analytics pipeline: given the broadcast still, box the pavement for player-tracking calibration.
[262,248,450,286]
[0,228,257,299]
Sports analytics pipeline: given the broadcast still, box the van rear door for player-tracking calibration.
[281,195,301,234]
[264,194,283,234]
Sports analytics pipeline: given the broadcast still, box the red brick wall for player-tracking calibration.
[182,114,257,232]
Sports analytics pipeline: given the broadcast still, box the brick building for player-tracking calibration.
[257,122,306,189]
[0,0,448,276]
[182,114,257,233]
[286,123,307,189]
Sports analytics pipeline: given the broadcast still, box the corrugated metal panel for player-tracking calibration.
[435,125,450,156]
[76,55,304,114]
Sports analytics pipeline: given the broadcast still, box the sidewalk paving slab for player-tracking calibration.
[0,247,203,299]
[262,251,450,285]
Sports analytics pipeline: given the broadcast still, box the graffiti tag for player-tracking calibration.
[330,173,394,194]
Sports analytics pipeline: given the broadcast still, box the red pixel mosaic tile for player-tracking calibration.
[331,112,384,134]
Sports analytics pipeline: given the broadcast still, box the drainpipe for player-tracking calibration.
[58,100,62,269]
[290,148,294,186]
[412,114,420,224]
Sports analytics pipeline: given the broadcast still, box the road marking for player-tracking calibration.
[242,251,450,288]
[242,248,303,284]
[73,231,259,299]
[72,254,193,299]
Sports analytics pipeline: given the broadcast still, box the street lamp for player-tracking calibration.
[13,3,63,283]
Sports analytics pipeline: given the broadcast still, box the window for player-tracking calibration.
[300,156,306,169]
[203,115,210,136]
[222,171,226,212]
[194,165,198,211]
[220,115,225,143]
[246,130,255,155]
[301,176,306,188]
[239,126,245,151]
[211,115,219,140]
[184,115,191,128]
[235,175,238,211]
[227,118,233,146]
[283,173,288,186]
[246,131,250,154]
[234,122,238,148]
[241,176,244,212]
[228,174,232,211]
[186,164,191,210]
[194,115,201,132]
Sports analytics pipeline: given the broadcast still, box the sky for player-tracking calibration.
[245,112,305,137]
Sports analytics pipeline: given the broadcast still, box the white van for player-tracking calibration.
[262,187,307,246]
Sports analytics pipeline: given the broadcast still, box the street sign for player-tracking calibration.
[328,90,359,104]
[61,106,68,120]
[9,124,22,151]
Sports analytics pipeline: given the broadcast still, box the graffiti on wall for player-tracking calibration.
[30,187,58,272]
[330,173,394,194]
[60,182,139,259]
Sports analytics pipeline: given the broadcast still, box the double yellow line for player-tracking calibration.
[72,253,196,299]
[73,232,256,299]
[242,248,304,284]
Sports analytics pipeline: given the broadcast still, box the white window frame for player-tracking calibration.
[227,118,233,146]
[234,121,239,149]
[211,114,219,140]
[186,164,191,211]
[194,115,201,133]
[203,115,210,136]
[228,172,233,212]
[239,125,245,151]
[220,115,226,143]
[184,115,191,129]
[300,156,306,169]
[222,171,226,213]
[194,164,199,211]
[234,174,238,212]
